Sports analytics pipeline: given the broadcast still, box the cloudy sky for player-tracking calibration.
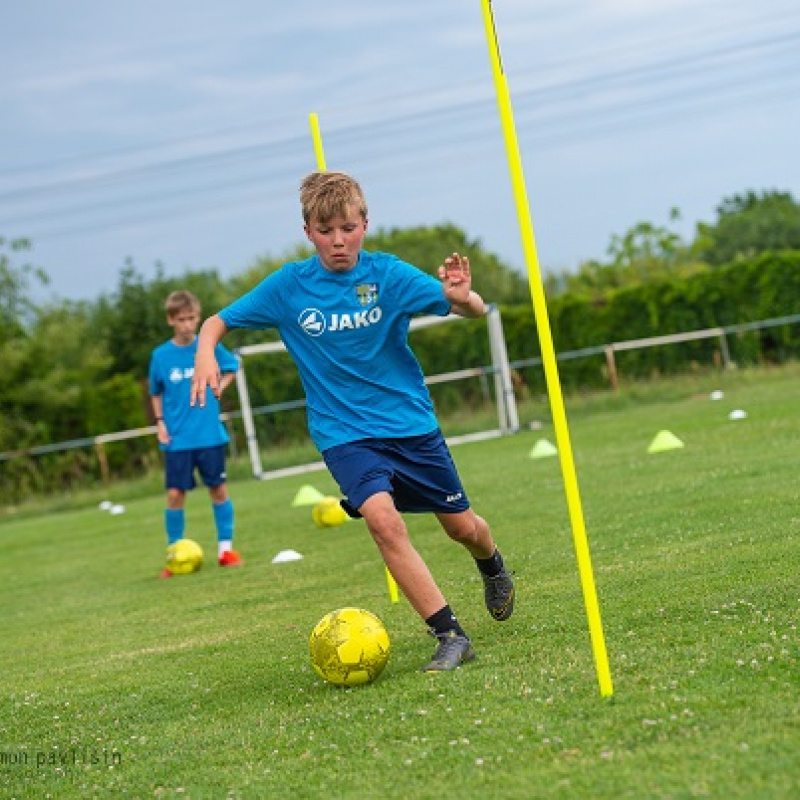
[2,0,800,303]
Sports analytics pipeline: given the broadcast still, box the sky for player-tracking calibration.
[2,0,800,304]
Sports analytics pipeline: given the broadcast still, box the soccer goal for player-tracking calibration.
[233,304,519,480]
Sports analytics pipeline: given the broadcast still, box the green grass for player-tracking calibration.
[2,365,800,798]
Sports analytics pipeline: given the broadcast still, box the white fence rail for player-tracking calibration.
[2,312,799,474]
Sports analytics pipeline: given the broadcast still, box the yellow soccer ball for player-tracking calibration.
[165,538,204,575]
[309,607,390,686]
[312,496,349,528]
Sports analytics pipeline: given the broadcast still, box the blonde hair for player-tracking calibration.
[165,290,201,318]
[299,171,368,224]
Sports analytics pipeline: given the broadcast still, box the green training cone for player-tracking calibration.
[647,430,685,454]
[291,485,327,507]
[529,438,558,459]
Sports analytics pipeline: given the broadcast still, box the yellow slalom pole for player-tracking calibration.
[385,567,400,603]
[307,111,400,605]
[479,0,613,697]
[385,568,400,603]
[309,112,327,171]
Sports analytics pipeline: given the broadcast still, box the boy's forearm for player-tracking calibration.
[191,314,229,405]
[197,314,228,353]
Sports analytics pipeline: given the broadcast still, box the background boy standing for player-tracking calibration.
[190,172,514,671]
[149,290,242,575]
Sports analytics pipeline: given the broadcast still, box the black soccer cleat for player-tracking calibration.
[422,630,476,672]
[482,568,515,621]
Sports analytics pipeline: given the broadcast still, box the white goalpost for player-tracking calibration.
[233,304,519,480]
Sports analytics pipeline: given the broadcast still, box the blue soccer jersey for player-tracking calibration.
[218,251,451,452]
[149,338,239,451]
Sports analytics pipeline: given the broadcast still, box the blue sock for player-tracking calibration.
[213,499,234,544]
[165,509,184,544]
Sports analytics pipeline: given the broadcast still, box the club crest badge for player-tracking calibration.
[355,283,378,307]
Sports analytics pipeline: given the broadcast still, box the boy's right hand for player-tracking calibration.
[191,314,229,407]
[190,350,220,407]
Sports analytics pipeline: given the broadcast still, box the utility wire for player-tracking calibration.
[3,22,799,241]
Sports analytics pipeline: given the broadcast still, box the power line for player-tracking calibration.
[3,21,799,242]
[3,23,798,203]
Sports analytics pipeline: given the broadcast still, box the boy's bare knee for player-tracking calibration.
[366,514,408,551]
[440,511,481,542]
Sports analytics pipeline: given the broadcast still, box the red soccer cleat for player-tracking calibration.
[218,550,243,567]
[158,568,174,579]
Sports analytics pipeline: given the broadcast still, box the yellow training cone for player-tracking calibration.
[292,485,327,507]
[647,430,685,454]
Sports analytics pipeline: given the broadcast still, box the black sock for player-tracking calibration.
[474,548,504,578]
[425,604,467,639]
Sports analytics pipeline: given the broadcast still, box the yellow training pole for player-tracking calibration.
[385,567,400,603]
[309,112,327,171]
[479,0,613,697]
[308,111,400,605]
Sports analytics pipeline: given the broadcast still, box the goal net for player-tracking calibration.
[233,304,519,480]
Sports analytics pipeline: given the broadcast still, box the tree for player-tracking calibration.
[548,209,707,301]
[0,236,55,454]
[91,260,232,377]
[695,190,800,266]
[365,223,530,305]
[0,237,49,339]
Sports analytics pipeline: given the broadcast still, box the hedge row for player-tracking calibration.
[2,252,799,503]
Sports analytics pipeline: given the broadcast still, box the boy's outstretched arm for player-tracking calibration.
[437,252,487,318]
[191,314,229,407]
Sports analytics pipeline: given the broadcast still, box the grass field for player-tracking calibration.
[1,365,799,799]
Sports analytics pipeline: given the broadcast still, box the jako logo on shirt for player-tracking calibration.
[170,367,193,383]
[299,307,383,337]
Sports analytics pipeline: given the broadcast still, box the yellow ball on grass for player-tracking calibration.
[165,538,204,575]
[312,496,349,528]
[309,607,390,686]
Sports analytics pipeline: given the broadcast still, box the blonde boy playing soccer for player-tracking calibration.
[191,173,514,669]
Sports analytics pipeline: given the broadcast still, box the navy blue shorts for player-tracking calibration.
[164,445,227,491]
[322,429,470,517]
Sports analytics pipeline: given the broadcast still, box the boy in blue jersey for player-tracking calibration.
[149,290,242,576]
[190,172,514,671]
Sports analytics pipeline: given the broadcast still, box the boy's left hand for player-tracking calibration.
[437,252,472,304]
